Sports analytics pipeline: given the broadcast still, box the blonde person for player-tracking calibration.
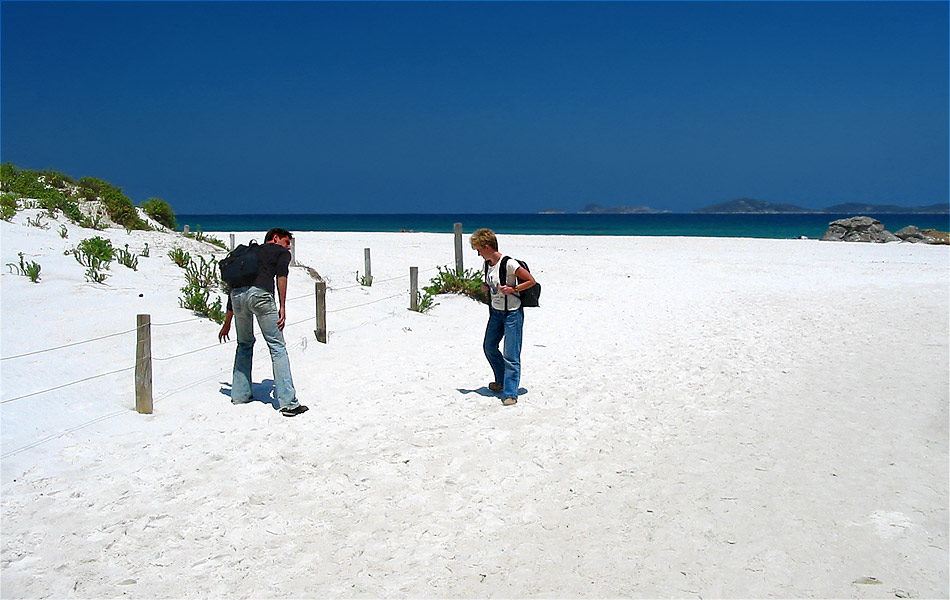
[471,228,537,406]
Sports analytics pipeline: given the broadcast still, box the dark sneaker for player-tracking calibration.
[502,398,517,406]
[488,382,503,392]
[280,405,309,417]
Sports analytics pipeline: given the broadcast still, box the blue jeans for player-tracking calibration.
[483,307,524,399]
[230,286,298,410]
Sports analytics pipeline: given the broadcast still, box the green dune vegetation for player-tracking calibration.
[0,162,176,231]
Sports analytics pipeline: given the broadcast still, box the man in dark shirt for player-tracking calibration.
[218,228,307,417]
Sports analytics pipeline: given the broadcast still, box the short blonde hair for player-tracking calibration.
[470,228,498,251]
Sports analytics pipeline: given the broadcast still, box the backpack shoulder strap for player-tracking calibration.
[499,256,510,286]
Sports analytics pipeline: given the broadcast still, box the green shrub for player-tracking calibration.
[78,176,150,230]
[1,193,16,221]
[73,236,114,270]
[6,252,41,283]
[59,224,69,239]
[37,169,75,188]
[0,162,16,185]
[413,266,489,313]
[423,266,489,303]
[141,197,176,230]
[1,164,90,225]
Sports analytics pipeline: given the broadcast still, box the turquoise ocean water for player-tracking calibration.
[177,213,950,240]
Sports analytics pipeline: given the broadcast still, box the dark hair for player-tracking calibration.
[265,227,293,242]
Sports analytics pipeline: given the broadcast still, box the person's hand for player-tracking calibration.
[499,285,515,295]
[278,307,286,330]
[218,322,230,343]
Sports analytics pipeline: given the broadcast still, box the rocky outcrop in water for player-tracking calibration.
[820,216,900,243]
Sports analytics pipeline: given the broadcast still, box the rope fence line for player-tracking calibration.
[3,224,472,457]
[326,291,407,314]
[0,326,142,362]
[0,278,414,405]
[0,364,136,405]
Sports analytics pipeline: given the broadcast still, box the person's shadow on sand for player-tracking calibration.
[219,379,280,409]
[457,386,527,398]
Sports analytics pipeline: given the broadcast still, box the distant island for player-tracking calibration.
[544,199,948,215]
[578,204,669,214]
[693,198,949,214]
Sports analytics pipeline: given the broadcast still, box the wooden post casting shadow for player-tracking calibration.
[314,280,327,343]
[135,314,153,414]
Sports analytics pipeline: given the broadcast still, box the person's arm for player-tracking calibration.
[218,310,233,342]
[276,275,288,330]
[501,266,536,295]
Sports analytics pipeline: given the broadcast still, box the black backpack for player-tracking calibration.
[491,255,541,308]
[219,240,261,288]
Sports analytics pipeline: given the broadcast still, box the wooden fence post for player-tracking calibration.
[183,225,190,234]
[410,266,419,311]
[363,248,373,285]
[229,233,235,251]
[314,281,327,343]
[454,222,463,275]
[290,238,297,266]
[135,314,153,414]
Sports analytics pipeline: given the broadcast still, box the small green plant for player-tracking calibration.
[6,252,41,283]
[356,271,373,286]
[115,244,139,270]
[89,214,105,230]
[184,226,227,250]
[183,254,220,288]
[140,242,150,257]
[167,247,191,268]
[73,236,114,270]
[59,224,69,239]
[416,291,438,313]
[178,281,226,323]
[26,214,49,230]
[85,267,108,284]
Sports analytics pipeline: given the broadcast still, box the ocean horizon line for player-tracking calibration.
[176,212,950,240]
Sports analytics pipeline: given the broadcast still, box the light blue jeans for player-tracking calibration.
[230,286,298,410]
[483,307,524,399]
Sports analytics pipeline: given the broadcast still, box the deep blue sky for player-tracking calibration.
[2,1,947,214]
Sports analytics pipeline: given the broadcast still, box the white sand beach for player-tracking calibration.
[1,210,948,598]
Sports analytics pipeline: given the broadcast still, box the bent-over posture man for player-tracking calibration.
[219,228,308,417]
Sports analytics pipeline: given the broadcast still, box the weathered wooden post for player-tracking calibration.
[362,248,373,285]
[183,225,190,234]
[410,266,419,311]
[314,280,327,343]
[135,314,153,414]
[454,222,463,275]
[229,233,235,251]
[290,238,297,266]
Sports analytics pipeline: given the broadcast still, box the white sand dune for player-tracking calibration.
[2,210,947,598]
